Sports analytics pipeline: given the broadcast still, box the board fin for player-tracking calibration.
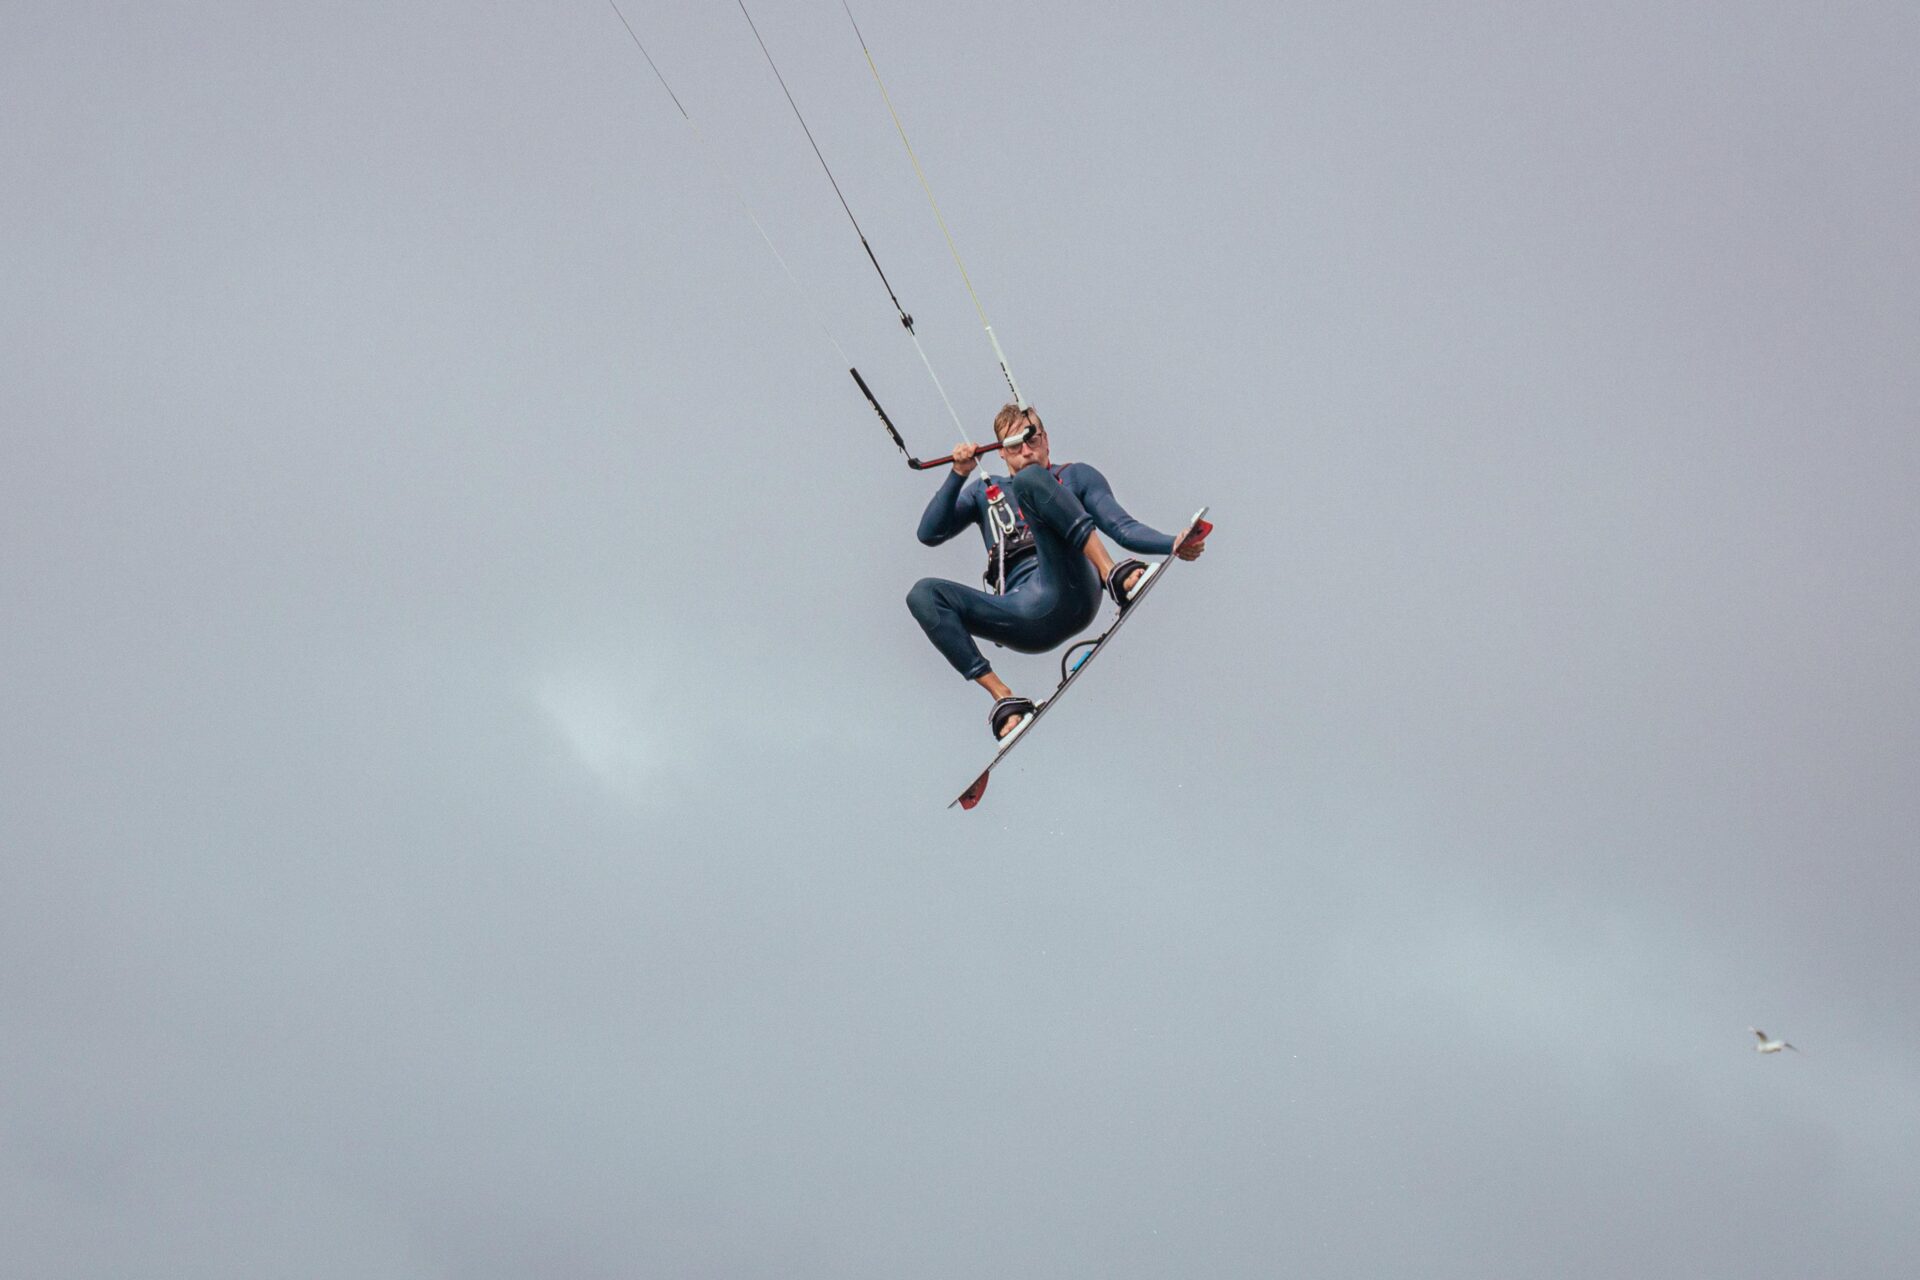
[957,771,990,810]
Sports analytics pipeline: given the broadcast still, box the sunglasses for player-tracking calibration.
[1001,422,1044,451]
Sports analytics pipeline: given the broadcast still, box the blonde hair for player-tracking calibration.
[992,403,1042,441]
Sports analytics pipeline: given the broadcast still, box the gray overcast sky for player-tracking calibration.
[5,1,1918,1276]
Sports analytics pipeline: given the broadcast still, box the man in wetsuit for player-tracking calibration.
[907,403,1207,741]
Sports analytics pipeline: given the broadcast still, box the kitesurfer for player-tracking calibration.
[906,404,1207,740]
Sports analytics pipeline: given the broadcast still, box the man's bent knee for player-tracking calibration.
[906,577,953,629]
[1011,468,1094,547]
[1009,467,1052,501]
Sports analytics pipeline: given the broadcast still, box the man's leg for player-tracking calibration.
[907,577,1049,737]
[973,670,1029,738]
[906,577,997,681]
[1007,469,1143,596]
[974,670,1015,701]
[1077,530,1142,593]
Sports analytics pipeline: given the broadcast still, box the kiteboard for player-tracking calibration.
[951,507,1212,810]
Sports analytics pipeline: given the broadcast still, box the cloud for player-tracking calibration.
[533,670,669,800]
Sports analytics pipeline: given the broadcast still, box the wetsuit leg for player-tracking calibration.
[907,568,1105,676]
[906,578,1024,679]
[905,470,1106,680]
[1008,467,1104,619]
[1009,466,1097,553]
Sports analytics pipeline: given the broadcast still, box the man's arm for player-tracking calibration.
[1065,463,1175,556]
[916,466,980,546]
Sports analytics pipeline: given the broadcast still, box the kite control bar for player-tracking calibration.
[850,367,1030,471]
[916,433,1029,470]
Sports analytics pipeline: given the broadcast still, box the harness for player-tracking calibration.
[981,481,1033,592]
[979,465,1067,593]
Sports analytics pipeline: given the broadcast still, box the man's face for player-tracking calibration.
[1000,410,1050,473]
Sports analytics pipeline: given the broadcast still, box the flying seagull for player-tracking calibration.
[1751,1027,1799,1054]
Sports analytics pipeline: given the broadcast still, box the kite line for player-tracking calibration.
[839,1,1026,409]
[734,0,971,442]
[604,0,851,370]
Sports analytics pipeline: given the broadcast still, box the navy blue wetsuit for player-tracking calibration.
[908,462,1175,680]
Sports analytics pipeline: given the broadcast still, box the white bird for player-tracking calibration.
[1751,1027,1800,1054]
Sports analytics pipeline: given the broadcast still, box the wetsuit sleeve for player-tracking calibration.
[1068,463,1175,556]
[916,469,981,546]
